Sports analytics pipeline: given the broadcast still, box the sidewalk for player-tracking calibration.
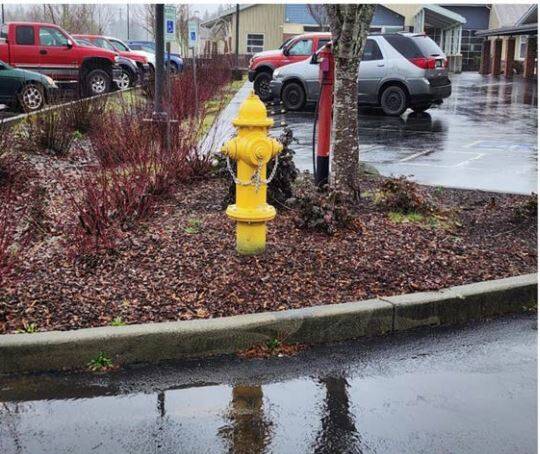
[199,80,254,155]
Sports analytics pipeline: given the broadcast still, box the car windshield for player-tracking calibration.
[412,35,444,57]
[111,39,129,52]
[279,38,292,50]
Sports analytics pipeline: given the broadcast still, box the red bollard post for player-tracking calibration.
[315,44,334,187]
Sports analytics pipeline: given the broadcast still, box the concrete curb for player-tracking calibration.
[0,274,536,375]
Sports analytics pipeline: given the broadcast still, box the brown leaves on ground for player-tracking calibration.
[237,342,308,359]
[0,176,537,334]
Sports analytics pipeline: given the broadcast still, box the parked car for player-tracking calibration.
[107,37,155,74]
[127,40,183,73]
[0,59,58,112]
[270,33,451,115]
[0,22,123,96]
[248,32,331,101]
[73,34,150,88]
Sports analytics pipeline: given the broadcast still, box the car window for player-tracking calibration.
[94,38,116,51]
[288,39,313,56]
[412,35,444,57]
[362,39,383,61]
[383,34,422,58]
[16,26,35,45]
[111,39,129,52]
[317,39,331,50]
[39,27,69,47]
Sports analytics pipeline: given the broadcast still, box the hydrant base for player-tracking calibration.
[236,222,267,255]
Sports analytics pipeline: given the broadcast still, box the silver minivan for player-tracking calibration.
[269,33,452,116]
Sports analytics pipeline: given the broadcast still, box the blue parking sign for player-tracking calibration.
[167,20,174,34]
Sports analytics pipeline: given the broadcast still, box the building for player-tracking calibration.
[476,4,537,78]
[442,5,490,71]
[201,4,407,57]
[201,4,504,73]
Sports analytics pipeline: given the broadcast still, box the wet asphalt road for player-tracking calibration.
[0,315,536,454]
[275,72,537,194]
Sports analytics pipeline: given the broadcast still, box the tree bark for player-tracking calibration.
[325,5,375,199]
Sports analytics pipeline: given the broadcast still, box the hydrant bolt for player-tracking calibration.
[221,91,283,255]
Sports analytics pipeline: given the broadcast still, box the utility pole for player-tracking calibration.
[234,4,241,80]
[1,4,5,24]
[126,4,130,40]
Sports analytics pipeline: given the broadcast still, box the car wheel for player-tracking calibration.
[380,85,407,116]
[168,61,179,74]
[85,69,111,97]
[116,69,133,90]
[282,81,306,111]
[411,103,431,113]
[18,83,45,113]
[254,72,272,101]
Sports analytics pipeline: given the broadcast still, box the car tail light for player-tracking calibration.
[444,59,448,68]
[408,57,437,69]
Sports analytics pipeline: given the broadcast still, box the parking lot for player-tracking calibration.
[279,72,537,194]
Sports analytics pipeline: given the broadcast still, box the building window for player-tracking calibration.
[519,36,527,59]
[247,33,264,53]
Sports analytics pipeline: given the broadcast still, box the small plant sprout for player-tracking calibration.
[87,352,114,372]
[184,218,203,234]
[111,317,126,327]
[16,322,38,334]
[73,130,84,141]
[267,338,281,351]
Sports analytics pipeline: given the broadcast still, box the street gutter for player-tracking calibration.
[0,273,536,375]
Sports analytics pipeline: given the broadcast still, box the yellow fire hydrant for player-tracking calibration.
[221,91,283,255]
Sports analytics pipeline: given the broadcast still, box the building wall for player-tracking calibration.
[372,5,405,27]
[384,4,422,27]
[232,4,286,54]
[445,6,490,71]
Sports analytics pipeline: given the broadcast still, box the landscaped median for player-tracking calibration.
[0,273,536,375]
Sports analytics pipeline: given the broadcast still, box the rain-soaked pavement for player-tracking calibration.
[275,72,538,194]
[1,315,536,454]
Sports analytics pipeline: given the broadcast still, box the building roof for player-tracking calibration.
[492,4,531,27]
[422,5,466,26]
[475,22,537,37]
[201,4,255,28]
[516,4,537,26]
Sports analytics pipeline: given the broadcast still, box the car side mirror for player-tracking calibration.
[310,53,318,64]
[66,39,73,49]
[0,64,5,70]
[283,47,289,56]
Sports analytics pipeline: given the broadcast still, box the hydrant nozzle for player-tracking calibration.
[222,91,283,255]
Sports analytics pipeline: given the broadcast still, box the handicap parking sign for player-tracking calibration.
[188,21,198,48]
[164,5,176,42]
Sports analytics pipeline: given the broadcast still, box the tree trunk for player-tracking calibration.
[325,5,375,199]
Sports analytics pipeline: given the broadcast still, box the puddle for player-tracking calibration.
[0,316,536,453]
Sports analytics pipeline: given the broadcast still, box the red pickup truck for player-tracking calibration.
[248,32,331,101]
[0,22,122,96]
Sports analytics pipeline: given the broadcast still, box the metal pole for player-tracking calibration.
[235,4,240,70]
[1,4,5,23]
[154,4,165,115]
[192,47,198,114]
[166,40,171,153]
[127,4,130,40]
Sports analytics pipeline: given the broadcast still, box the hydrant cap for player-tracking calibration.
[233,91,274,128]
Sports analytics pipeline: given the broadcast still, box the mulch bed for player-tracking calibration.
[0,163,537,334]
